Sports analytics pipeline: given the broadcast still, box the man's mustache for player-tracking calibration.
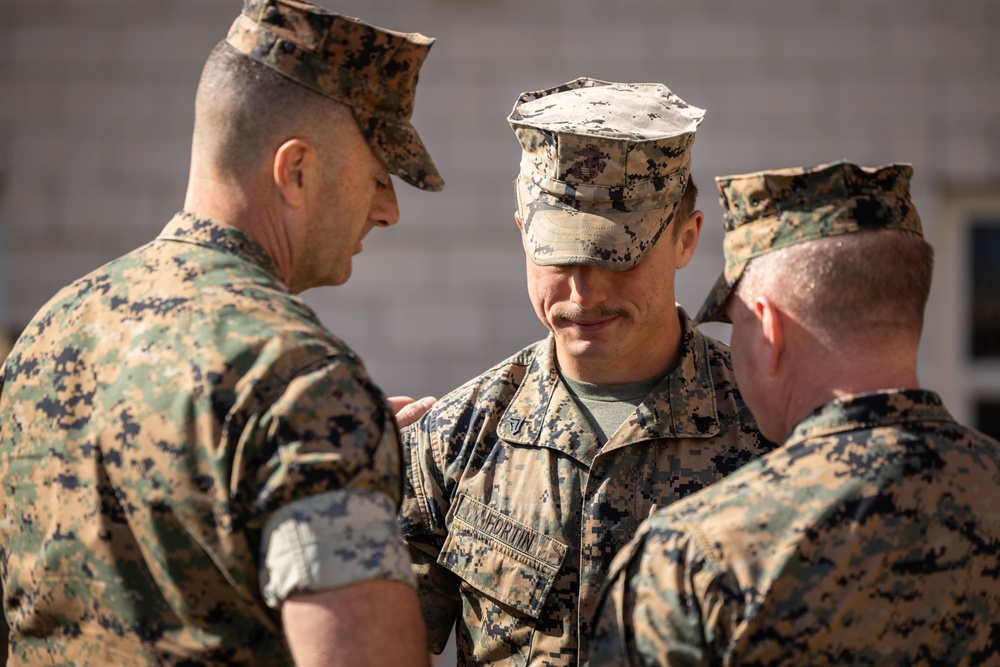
[553,306,628,322]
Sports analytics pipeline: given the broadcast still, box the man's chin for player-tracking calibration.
[554,335,614,361]
[329,263,352,287]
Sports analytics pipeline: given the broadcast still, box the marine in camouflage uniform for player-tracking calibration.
[0,1,443,664]
[400,79,774,666]
[591,161,1000,665]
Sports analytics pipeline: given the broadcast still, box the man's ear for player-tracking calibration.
[674,209,703,270]
[515,212,524,232]
[273,138,312,208]
[755,296,784,376]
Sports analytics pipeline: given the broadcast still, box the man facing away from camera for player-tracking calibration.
[399,78,775,666]
[0,1,445,665]
[591,161,1000,666]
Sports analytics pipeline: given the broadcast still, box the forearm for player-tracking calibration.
[283,580,430,667]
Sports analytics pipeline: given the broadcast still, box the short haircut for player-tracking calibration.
[735,229,934,347]
[192,41,353,178]
[670,176,699,241]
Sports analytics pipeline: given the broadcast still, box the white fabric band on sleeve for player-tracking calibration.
[259,488,416,609]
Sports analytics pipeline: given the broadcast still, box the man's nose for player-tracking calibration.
[371,178,400,227]
[567,265,608,309]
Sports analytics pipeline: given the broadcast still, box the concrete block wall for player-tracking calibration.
[4,0,999,403]
[1,1,999,663]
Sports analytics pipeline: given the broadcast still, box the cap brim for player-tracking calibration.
[354,109,444,192]
[695,271,735,324]
[515,176,674,271]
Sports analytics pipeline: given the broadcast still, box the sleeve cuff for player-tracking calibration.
[259,488,417,609]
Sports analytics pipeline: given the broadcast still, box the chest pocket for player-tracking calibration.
[439,493,567,618]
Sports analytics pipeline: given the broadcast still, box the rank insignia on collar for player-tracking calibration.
[507,416,525,434]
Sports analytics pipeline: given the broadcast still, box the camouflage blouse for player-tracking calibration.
[0,212,405,665]
[400,310,773,666]
[591,389,1000,666]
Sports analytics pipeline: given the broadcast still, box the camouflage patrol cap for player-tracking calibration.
[508,78,705,271]
[696,160,923,324]
[226,0,444,191]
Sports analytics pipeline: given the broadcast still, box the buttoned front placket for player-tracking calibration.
[484,321,735,666]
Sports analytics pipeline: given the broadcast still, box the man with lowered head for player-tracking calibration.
[591,161,1000,665]
[0,1,444,665]
[399,78,774,666]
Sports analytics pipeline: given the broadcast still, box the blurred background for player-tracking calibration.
[2,1,999,661]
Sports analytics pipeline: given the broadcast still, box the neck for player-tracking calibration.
[779,344,921,437]
[183,167,294,286]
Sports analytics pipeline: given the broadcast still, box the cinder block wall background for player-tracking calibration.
[5,0,999,404]
[2,0,999,663]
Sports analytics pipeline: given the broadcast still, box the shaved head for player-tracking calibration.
[735,229,934,350]
[191,41,356,180]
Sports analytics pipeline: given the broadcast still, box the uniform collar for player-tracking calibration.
[785,388,954,446]
[157,211,283,285]
[497,308,723,465]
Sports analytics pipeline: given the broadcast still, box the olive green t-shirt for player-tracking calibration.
[562,372,666,445]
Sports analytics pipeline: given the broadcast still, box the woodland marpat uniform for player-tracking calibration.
[591,390,1000,665]
[591,161,1000,665]
[697,161,922,324]
[227,0,443,192]
[400,311,773,666]
[0,0,444,662]
[0,214,409,664]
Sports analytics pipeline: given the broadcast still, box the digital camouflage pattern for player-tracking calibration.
[226,0,444,191]
[591,389,1000,666]
[400,310,774,666]
[0,212,407,665]
[509,78,705,271]
[696,160,922,323]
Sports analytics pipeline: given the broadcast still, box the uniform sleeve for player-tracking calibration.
[397,414,462,654]
[258,488,415,609]
[590,516,737,667]
[245,351,403,516]
[236,348,409,604]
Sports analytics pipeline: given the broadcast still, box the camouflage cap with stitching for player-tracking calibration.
[226,0,444,191]
[696,160,923,324]
[508,78,705,271]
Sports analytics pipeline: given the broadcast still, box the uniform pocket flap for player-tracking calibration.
[438,494,567,618]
